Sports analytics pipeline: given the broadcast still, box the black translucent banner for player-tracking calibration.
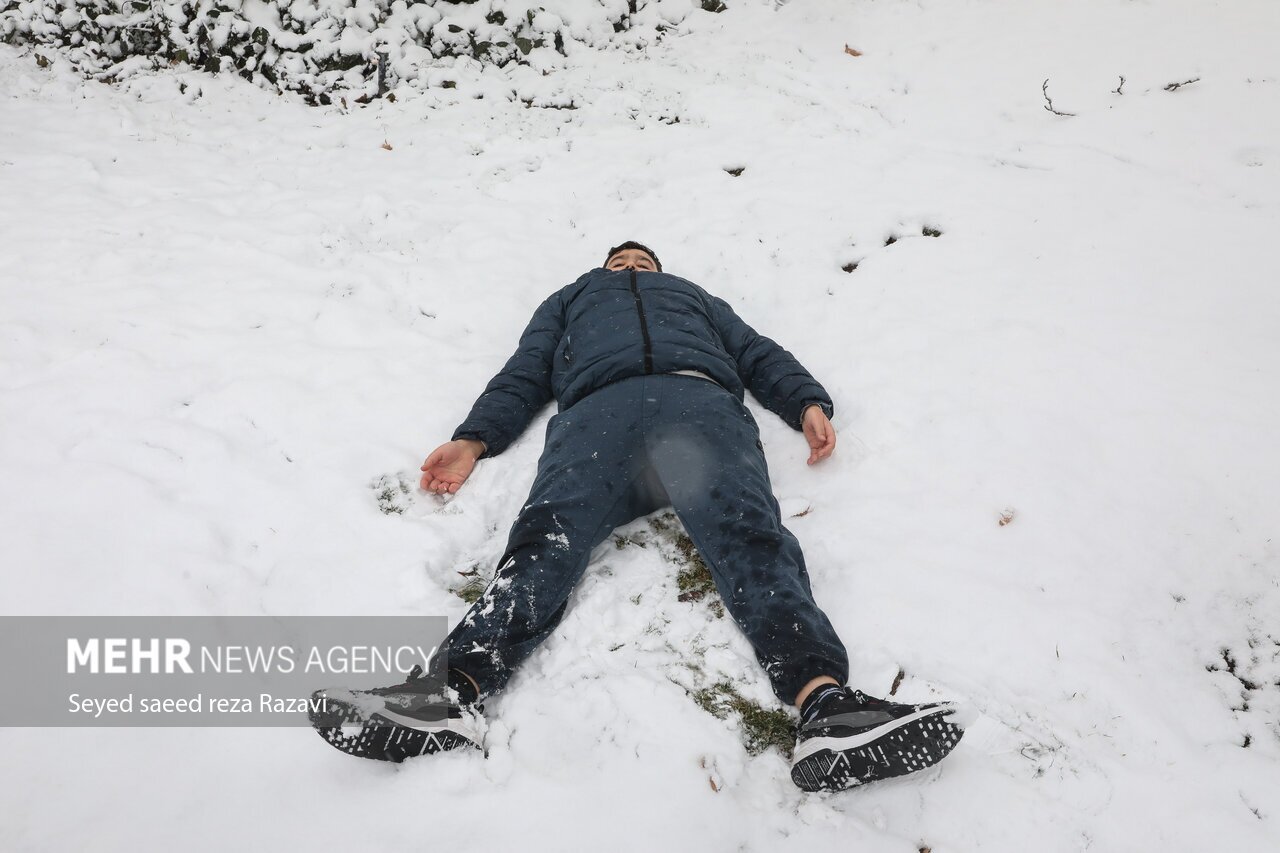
[0,616,447,726]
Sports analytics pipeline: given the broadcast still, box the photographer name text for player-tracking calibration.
[67,692,334,718]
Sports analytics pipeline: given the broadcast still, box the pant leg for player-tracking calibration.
[443,378,663,697]
[644,376,849,704]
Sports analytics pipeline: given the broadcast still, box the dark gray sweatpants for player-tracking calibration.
[443,374,849,704]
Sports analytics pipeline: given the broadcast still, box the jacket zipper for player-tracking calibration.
[629,269,654,374]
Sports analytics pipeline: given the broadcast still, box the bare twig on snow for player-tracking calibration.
[1042,78,1076,116]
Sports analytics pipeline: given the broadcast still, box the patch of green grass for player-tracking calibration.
[451,564,488,603]
[675,557,715,601]
[648,513,723,617]
[692,680,796,757]
[622,514,785,755]
[372,473,412,515]
[455,580,486,603]
[614,531,650,549]
[376,487,404,514]
[648,512,675,534]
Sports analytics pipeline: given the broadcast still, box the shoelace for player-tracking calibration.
[377,664,429,693]
[393,665,482,710]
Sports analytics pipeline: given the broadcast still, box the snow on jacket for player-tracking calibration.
[452,267,835,458]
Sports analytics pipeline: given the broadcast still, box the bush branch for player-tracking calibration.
[1042,78,1076,116]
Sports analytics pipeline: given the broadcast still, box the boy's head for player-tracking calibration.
[604,241,661,272]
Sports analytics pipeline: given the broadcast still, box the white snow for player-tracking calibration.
[2,0,1279,850]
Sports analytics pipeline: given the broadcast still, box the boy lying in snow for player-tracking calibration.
[310,242,963,791]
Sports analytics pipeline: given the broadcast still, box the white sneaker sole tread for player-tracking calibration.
[791,706,963,792]
[309,690,480,763]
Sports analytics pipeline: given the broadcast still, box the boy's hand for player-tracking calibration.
[801,406,836,466]
[420,439,485,494]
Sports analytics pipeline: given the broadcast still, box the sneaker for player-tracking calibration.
[790,687,963,792]
[309,665,483,763]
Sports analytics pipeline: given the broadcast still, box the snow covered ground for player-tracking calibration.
[2,0,1279,850]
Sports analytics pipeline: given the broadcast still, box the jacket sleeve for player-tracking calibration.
[708,295,834,430]
[451,291,565,458]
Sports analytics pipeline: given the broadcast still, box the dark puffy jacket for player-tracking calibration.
[452,268,834,457]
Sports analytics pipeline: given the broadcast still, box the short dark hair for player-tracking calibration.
[604,240,662,272]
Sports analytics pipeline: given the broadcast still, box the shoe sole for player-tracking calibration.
[309,691,480,763]
[790,707,963,792]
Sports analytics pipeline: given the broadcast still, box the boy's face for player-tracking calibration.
[605,249,658,272]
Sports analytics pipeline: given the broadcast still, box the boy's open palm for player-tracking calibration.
[420,440,483,494]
